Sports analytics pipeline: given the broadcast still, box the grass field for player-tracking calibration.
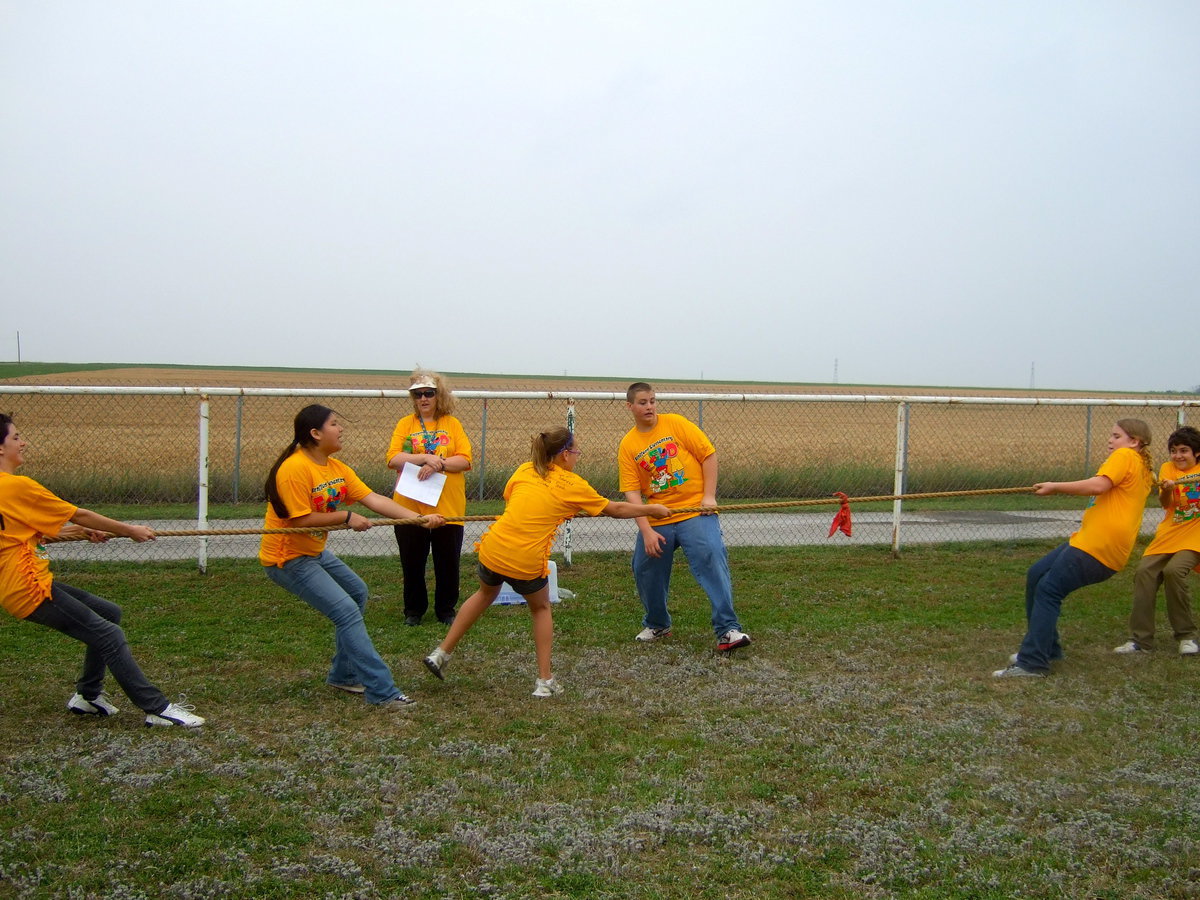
[2,542,1197,898]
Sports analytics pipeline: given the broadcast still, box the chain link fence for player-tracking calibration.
[3,386,1196,570]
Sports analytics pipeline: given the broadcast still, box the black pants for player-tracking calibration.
[24,582,170,714]
[393,523,464,620]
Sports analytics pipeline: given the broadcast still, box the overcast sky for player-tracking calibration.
[2,2,1197,392]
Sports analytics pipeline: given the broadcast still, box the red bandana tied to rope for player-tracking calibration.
[828,492,852,538]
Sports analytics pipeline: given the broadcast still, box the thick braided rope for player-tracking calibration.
[43,486,1036,542]
[671,485,1034,514]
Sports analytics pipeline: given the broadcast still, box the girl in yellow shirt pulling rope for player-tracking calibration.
[0,414,204,727]
[422,427,670,698]
[994,419,1154,678]
[261,404,444,710]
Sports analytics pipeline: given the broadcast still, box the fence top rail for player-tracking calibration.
[1,384,1198,407]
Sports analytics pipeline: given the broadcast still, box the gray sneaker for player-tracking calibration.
[67,692,119,717]
[378,694,416,710]
[992,664,1045,678]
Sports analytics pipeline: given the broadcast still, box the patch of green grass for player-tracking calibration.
[1,544,1197,898]
[0,362,154,378]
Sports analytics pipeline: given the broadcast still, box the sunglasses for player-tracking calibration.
[410,390,437,399]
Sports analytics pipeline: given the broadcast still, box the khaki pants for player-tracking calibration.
[1129,550,1200,649]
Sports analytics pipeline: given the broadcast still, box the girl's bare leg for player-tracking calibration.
[439,582,501,654]
[523,585,554,680]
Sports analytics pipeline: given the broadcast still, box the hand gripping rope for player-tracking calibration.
[41,486,1038,543]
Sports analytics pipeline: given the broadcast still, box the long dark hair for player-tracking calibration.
[265,405,334,518]
[0,414,12,443]
[531,427,573,477]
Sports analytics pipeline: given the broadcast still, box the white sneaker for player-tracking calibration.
[1180,639,1199,656]
[423,647,450,680]
[1113,641,1149,654]
[532,677,563,698]
[145,700,205,728]
[717,629,751,651]
[67,692,119,717]
[635,627,671,642]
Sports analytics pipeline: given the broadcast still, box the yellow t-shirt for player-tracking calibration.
[618,413,715,526]
[1069,447,1154,570]
[1143,461,1200,556]
[386,414,472,518]
[477,462,609,581]
[259,451,372,568]
[0,472,77,619]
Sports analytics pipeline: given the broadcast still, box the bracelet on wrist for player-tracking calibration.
[345,510,352,524]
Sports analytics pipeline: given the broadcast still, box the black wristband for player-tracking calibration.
[345,510,352,524]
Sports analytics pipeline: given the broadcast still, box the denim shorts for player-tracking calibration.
[477,562,547,596]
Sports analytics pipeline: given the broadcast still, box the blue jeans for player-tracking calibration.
[1017,543,1115,672]
[632,514,741,637]
[264,551,402,704]
[25,582,170,714]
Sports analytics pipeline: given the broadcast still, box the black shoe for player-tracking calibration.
[438,614,456,626]
[404,615,422,626]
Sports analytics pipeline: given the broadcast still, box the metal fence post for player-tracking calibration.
[563,399,576,567]
[232,394,244,504]
[197,396,210,574]
[891,401,909,558]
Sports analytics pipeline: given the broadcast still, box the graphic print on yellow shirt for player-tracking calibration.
[639,437,689,494]
[401,429,442,454]
[1170,470,1200,523]
[309,477,348,513]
